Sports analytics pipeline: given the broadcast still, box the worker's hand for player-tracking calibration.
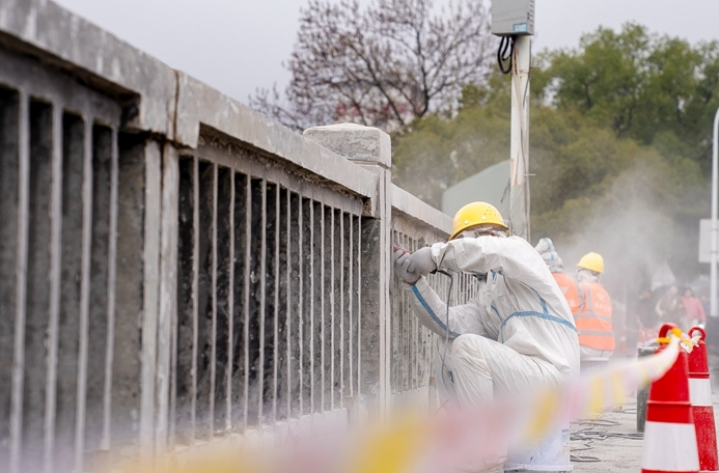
[407,247,437,277]
[393,249,420,285]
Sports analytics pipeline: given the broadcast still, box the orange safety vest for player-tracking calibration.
[552,272,582,314]
[576,281,615,351]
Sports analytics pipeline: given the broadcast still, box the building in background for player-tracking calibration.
[442,160,513,220]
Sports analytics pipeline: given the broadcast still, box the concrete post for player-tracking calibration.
[303,124,392,420]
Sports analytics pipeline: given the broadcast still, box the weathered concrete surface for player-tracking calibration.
[303,124,391,170]
[177,74,378,204]
[391,184,452,236]
[0,0,176,134]
[570,396,719,472]
[0,0,469,460]
[304,123,390,219]
[0,0,444,238]
[306,124,393,417]
[0,88,19,467]
[0,0,454,235]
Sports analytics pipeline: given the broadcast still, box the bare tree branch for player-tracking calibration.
[250,0,495,133]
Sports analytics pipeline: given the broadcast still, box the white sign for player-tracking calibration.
[699,219,715,263]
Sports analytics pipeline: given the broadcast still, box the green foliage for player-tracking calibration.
[540,23,719,169]
[392,22,715,284]
[392,97,510,207]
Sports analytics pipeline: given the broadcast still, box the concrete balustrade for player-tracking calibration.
[0,1,474,471]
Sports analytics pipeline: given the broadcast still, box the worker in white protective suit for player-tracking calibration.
[535,238,583,316]
[534,237,564,274]
[392,202,579,473]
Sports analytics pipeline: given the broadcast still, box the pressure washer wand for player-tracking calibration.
[393,242,451,277]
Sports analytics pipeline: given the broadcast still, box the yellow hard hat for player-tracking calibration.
[449,202,508,240]
[577,252,604,274]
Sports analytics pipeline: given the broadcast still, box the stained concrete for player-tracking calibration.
[0,1,471,463]
[304,124,391,170]
[0,0,175,134]
[391,184,452,236]
[177,74,379,205]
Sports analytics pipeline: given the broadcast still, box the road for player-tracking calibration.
[571,395,719,472]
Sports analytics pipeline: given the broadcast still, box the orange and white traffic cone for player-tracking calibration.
[688,326,718,472]
[641,323,700,473]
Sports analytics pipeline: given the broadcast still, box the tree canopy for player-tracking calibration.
[533,23,719,171]
[392,23,716,290]
[251,0,494,132]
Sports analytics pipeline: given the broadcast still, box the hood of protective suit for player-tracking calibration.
[534,237,564,273]
[577,268,599,283]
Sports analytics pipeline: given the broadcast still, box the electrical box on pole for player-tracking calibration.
[491,0,534,240]
[491,0,535,36]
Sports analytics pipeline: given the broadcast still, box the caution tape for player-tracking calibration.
[120,335,683,473]
[656,326,703,354]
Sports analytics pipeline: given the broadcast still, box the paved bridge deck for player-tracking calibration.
[571,394,719,472]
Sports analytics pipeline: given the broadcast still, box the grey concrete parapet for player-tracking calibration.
[391,184,452,236]
[0,0,460,443]
[0,0,380,206]
[303,124,391,170]
[175,73,378,202]
[303,124,394,416]
[0,0,177,135]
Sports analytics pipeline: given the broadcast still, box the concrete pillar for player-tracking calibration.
[303,124,392,420]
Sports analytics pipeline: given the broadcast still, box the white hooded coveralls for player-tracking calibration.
[405,236,580,405]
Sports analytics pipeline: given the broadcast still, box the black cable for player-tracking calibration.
[432,269,455,417]
[497,36,515,74]
[436,270,454,390]
[569,417,644,463]
[571,454,602,463]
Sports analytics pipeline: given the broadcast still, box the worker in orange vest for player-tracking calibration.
[534,238,582,316]
[575,252,614,360]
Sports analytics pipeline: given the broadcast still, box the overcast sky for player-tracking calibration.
[53,0,719,106]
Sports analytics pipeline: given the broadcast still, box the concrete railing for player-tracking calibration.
[0,1,478,471]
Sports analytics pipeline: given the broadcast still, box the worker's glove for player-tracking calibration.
[393,249,420,285]
[407,247,437,277]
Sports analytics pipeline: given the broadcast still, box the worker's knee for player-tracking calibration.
[451,334,490,362]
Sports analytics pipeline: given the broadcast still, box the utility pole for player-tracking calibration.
[711,106,719,318]
[509,35,531,240]
[491,0,535,239]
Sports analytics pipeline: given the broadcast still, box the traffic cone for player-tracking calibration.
[688,326,718,472]
[641,323,700,473]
